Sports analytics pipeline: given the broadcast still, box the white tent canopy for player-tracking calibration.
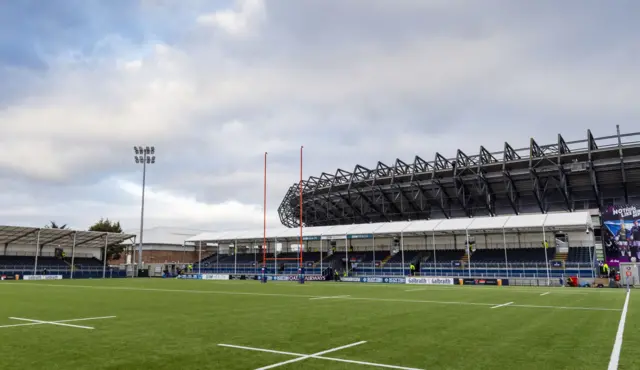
[187,211,593,243]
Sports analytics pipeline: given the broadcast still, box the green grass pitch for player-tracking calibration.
[0,279,638,370]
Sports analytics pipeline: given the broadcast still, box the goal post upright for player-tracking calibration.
[261,151,267,283]
[299,145,304,278]
[263,151,267,269]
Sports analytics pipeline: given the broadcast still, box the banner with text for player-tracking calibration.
[339,276,405,284]
[456,278,508,286]
[602,204,640,267]
[406,277,454,285]
[269,275,325,281]
[201,274,229,280]
[23,275,62,281]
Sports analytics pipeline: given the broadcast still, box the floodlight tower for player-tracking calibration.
[133,146,156,272]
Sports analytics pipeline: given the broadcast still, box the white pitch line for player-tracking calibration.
[219,343,425,370]
[491,302,514,309]
[509,304,619,312]
[540,292,550,296]
[6,283,621,312]
[607,289,631,370]
[9,317,94,329]
[310,295,351,300]
[255,341,366,370]
[404,288,427,292]
[0,315,116,329]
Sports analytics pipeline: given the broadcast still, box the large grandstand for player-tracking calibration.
[278,128,640,227]
[186,128,640,283]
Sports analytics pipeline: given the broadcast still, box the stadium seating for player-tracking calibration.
[73,257,103,267]
[385,250,422,264]
[0,256,68,267]
[567,247,595,263]
[149,246,599,279]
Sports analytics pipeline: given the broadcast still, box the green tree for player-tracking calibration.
[89,218,125,260]
[45,221,67,229]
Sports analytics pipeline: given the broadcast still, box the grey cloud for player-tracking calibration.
[1,0,639,230]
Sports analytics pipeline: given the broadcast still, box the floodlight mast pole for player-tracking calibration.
[133,146,156,275]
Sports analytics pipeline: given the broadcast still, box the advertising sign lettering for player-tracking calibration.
[340,277,360,282]
[406,277,454,285]
[201,274,229,280]
[23,275,63,281]
[382,277,406,284]
[602,204,640,267]
[456,278,508,286]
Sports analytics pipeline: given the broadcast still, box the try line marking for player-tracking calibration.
[219,341,424,370]
[0,315,116,330]
[607,289,630,370]
[540,292,550,296]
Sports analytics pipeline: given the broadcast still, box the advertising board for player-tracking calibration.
[360,277,383,283]
[550,260,564,268]
[269,275,325,281]
[23,275,62,281]
[382,277,406,284]
[339,276,405,284]
[201,274,229,280]
[456,278,508,286]
[601,204,640,267]
[406,277,454,285]
[340,277,360,282]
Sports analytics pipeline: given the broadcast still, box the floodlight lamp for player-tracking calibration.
[138,146,143,153]
[133,146,139,154]
[145,146,150,154]
[151,156,156,164]
[146,156,151,164]
[150,146,155,154]
[135,156,140,164]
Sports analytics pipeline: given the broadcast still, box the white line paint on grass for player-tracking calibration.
[404,288,427,292]
[6,283,621,312]
[309,295,350,300]
[219,342,425,370]
[255,341,366,370]
[0,315,116,330]
[607,289,631,370]
[540,292,550,296]
[508,304,619,311]
[9,317,95,329]
[491,302,514,309]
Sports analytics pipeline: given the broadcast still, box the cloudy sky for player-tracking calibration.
[0,0,638,232]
